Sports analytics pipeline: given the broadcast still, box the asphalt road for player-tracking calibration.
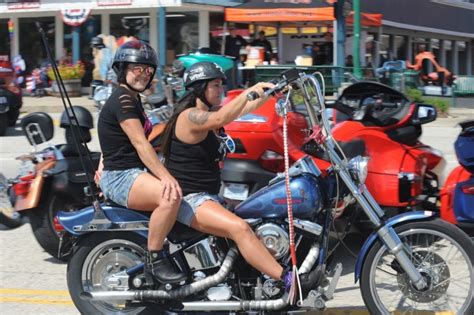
[0,107,472,314]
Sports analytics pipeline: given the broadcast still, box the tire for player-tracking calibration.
[67,232,161,315]
[0,211,23,229]
[7,107,20,126]
[27,194,84,261]
[360,219,474,314]
[0,113,7,136]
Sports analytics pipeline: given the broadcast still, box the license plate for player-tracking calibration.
[0,96,7,104]
[222,183,249,201]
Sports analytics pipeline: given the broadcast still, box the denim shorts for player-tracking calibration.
[177,192,224,227]
[100,168,147,208]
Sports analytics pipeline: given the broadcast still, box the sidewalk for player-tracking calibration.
[20,95,96,114]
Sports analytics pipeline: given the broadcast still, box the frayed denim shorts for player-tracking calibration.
[100,168,147,208]
[177,192,224,227]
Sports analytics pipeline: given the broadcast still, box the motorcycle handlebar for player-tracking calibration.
[246,79,287,101]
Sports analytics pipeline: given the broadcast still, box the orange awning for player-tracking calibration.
[225,7,382,27]
[225,7,334,23]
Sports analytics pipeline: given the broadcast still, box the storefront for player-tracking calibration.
[0,0,240,85]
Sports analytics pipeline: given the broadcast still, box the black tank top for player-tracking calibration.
[166,128,223,195]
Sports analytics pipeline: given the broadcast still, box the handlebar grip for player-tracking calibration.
[246,79,286,101]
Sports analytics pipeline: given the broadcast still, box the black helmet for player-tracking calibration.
[112,40,158,74]
[183,61,226,88]
[90,36,105,49]
[60,106,94,129]
[112,40,158,90]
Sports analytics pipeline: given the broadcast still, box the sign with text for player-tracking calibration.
[97,0,132,6]
[6,0,40,10]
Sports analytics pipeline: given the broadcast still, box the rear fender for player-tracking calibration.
[354,211,436,283]
[57,205,149,239]
[15,159,56,211]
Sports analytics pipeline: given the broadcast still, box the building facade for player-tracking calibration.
[361,0,474,75]
[0,0,242,77]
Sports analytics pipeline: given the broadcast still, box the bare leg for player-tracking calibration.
[127,173,180,250]
[191,200,283,280]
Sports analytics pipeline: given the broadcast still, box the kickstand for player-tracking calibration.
[322,262,343,301]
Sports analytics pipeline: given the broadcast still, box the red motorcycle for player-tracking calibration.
[439,120,474,237]
[221,81,444,216]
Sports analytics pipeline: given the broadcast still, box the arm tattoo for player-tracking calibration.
[188,108,211,125]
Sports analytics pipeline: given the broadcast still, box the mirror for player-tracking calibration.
[413,104,437,125]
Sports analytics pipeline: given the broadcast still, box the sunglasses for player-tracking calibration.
[218,129,236,154]
[130,65,155,77]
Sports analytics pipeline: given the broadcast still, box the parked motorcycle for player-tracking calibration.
[221,81,444,218]
[0,58,23,136]
[440,119,474,237]
[11,107,100,259]
[0,172,23,228]
[57,70,474,314]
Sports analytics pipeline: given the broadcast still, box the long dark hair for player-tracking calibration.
[159,81,208,163]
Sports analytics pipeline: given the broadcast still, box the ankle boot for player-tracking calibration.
[145,249,187,284]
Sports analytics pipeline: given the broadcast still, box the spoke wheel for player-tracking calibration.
[360,219,474,314]
[67,232,154,314]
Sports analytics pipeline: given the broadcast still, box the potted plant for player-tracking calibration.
[48,60,85,97]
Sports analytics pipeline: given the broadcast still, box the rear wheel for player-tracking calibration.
[360,219,474,314]
[28,194,82,260]
[0,113,7,136]
[7,107,20,126]
[67,232,160,314]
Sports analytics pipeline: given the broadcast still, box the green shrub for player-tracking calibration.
[405,88,449,114]
[406,88,424,103]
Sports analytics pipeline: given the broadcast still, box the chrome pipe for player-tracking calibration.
[83,247,238,302]
[298,243,320,274]
[181,295,288,311]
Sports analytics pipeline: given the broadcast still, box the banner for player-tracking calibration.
[61,9,92,27]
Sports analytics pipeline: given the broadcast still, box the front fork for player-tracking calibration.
[328,142,427,289]
[305,74,428,290]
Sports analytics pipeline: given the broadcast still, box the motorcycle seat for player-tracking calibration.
[103,199,205,243]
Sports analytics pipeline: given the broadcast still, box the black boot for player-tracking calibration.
[145,249,187,284]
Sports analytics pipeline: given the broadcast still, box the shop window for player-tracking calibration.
[19,17,55,73]
[64,15,101,86]
[110,13,149,42]
[0,19,10,57]
[167,12,198,57]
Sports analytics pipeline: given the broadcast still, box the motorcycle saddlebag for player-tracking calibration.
[455,120,474,173]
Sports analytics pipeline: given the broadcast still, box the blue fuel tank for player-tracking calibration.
[234,173,323,219]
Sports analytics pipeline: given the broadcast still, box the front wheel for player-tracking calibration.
[67,232,160,315]
[360,219,474,314]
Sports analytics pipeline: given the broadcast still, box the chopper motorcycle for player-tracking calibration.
[439,119,474,237]
[220,80,444,219]
[57,69,473,314]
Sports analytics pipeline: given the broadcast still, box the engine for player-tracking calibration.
[255,223,289,260]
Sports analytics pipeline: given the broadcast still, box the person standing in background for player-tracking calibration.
[250,30,272,63]
[320,32,334,65]
[225,26,248,88]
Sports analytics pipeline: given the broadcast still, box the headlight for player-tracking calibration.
[348,156,369,184]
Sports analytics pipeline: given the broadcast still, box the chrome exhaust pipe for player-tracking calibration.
[81,247,238,302]
[181,295,288,311]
